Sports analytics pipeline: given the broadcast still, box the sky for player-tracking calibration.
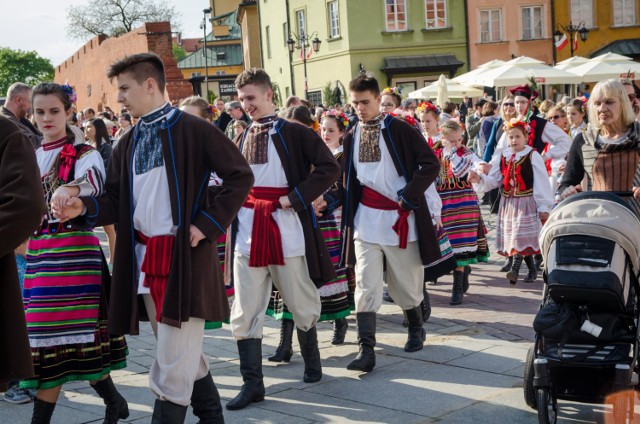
[0,0,209,66]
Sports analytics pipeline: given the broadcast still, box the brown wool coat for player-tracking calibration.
[0,115,45,381]
[226,119,341,288]
[77,111,254,334]
[340,114,442,267]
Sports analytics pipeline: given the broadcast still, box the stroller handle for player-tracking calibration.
[610,191,634,197]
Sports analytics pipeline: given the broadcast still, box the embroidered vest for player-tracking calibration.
[500,151,534,198]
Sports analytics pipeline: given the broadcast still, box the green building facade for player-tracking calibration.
[258,0,468,105]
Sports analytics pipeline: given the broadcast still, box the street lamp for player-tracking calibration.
[554,21,589,58]
[287,31,321,100]
[200,8,212,100]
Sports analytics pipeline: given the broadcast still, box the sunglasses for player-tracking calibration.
[549,115,562,120]
[503,102,515,107]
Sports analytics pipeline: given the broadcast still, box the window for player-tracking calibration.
[425,0,447,29]
[215,71,226,75]
[571,0,593,28]
[480,9,502,42]
[283,22,289,46]
[385,0,407,31]
[522,6,543,40]
[328,1,340,38]
[613,0,636,26]
[296,9,306,36]
[266,25,272,58]
[308,90,322,106]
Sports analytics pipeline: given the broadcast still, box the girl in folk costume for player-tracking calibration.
[567,98,588,140]
[380,87,403,116]
[266,110,353,364]
[417,101,442,148]
[470,119,553,284]
[434,120,489,305]
[23,83,128,424]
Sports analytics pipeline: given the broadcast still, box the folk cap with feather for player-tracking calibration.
[509,85,538,101]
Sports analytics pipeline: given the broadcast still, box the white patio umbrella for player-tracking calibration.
[474,62,579,87]
[436,74,449,107]
[554,56,589,70]
[591,52,634,63]
[407,79,483,99]
[567,60,640,82]
[451,59,505,87]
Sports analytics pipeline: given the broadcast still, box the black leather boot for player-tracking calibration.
[296,326,322,383]
[191,372,224,424]
[421,284,431,322]
[151,399,188,424]
[534,254,544,271]
[450,270,464,305]
[462,265,471,293]
[226,339,265,411]
[267,318,294,362]
[524,255,538,283]
[346,312,376,372]
[31,398,56,424]
[331,318,348,345]
[499,256,513,272]
[506,255,523,285]
[91,376,130,424]
[382,286,394,303]
[404,307,426,352]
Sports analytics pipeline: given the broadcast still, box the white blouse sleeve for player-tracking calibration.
[424,183,442,218]
[531,151,554,213]
[473,153,503,193]
[65,149,106,197]
[542,122,572,160]
[448,150,475,178]
[492,132,508,162]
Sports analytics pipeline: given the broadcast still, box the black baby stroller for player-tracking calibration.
[524,191,640,424]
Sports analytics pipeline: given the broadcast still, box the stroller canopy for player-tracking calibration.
[540,192,640,274]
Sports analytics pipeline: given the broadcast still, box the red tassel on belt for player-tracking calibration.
[243,187,290,267]
[360,186,410,249]
[136,231,175,322]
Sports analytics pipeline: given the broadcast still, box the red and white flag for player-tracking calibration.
[573,31,579,52]
[555,33,567,51]
[300,45,313,60]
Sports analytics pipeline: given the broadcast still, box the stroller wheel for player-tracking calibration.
[523,345,537,409]
[536,388,557,424]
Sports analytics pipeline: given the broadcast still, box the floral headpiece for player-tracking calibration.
[576,96,588,114]
[503,118,530,134]
[61,84,77,103]
[321,109,349,127]
[389,111,417,127]
[416,101,439,115]
[382,87,401,96]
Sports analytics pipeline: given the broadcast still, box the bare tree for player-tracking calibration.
[67,0,181,41]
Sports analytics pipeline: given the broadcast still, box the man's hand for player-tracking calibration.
[50,186,79,219]
[477,162,492,175]
[53,197,85,222]
[434,216,443,230]
[633,186,640,201]
[558,163,566,174]
[560,184,582,200]
[312,196,327,217]
[190,225,206,247]
[279,195,293,210]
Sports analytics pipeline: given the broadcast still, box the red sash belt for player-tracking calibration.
[360,186,409,249]
[243,187,290,267]
[136,231,175,322]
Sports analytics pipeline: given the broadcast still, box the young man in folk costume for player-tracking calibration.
[56,53,254,423]
[226,68,340,410]
[340,74,441,373]
[492,85,571,276]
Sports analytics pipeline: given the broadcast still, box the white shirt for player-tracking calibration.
[235,127,305,258]
[494,120,571,162]
[474,145,554,213]
[353,119,418,246]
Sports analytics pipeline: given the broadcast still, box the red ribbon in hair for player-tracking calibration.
[58,144,77,181]
[527,119,537,148]
[360,186,410,249]
[542,144,552,176]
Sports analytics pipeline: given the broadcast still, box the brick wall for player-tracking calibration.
[55,22,193,112]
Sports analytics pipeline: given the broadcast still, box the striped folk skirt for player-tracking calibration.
[439,186,489,266]
[496,195,542,257]
[267,212,352,321]
[22,231,127,389]
[424,225,458,281]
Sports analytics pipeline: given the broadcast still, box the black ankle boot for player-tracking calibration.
[346,312,376,372]
[191,372,224,424]
[534,254,544,271]
[524,255,538,283]
[462,265,471,293]
[91,376,129,424]
[151,399,188,424]
[499,256,513,272]
[506,255,524,285]
[450,270,464,305]
[268,319,294,362]
[31,398,56,424]
[382,286,394,303]
[226,339,265,411]
[297,326,322,383]
[331,318,348,345]
[404,307,426,352]
[421,284,431,322]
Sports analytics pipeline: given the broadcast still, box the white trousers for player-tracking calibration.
[230,253,321,339]
[143,294,209,406]
[354,239,424,312]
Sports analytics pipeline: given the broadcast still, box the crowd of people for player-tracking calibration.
[1,51,640,424]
